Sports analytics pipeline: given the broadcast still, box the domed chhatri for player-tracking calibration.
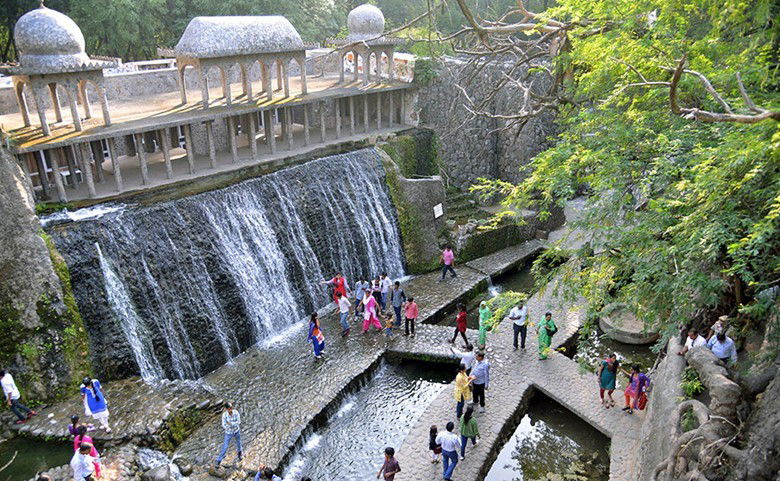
[175,16,305,58]
[347,4,385,41]
[14,5,90,73]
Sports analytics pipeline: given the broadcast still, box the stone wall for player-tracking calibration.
[415,56,557,188]
[638,337,685,481]
[0,146,91,399]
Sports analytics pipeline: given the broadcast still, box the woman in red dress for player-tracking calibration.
[321,273,348,304]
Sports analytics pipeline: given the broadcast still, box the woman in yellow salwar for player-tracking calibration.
[536,312,557,360]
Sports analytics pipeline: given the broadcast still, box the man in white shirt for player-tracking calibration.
[677,328,707,356]
[451,343,475,373]
[509,303,528,350]
[435,421,461,481]
[336,292,352,336]
[70,444,96,481]
[1,369,36,424]
[380,274,392,312]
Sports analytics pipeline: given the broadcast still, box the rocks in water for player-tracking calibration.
[173,457,194,476]
[137,448,172,472]
[141,464,172,481]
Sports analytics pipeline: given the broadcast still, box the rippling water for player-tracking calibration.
[486,394,610,481]
[0,438,72,481]
[282,361,451,481]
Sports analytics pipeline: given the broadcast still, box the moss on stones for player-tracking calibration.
[158,406,214,453]
[381,130,439,178]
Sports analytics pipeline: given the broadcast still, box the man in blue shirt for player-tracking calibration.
[470,352,490,413]
[707,333,737,364]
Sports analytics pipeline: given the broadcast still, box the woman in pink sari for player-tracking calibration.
[360,290,382,333]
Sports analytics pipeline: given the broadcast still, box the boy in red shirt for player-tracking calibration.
[449,303,469,345]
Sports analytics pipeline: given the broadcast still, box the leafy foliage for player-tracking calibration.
[474,0,780,340]
[681,366,705,399]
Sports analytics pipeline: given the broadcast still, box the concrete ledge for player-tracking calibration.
[600,302,659,345]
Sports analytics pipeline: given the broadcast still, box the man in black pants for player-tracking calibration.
[450,303,469,345]
[508,302,528,350]
[470,352,490,413]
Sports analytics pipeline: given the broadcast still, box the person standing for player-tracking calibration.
[707,332,738,364]
[471,352,490,413]
[307,313,326,359]
[361,290,383,333]
[435,422,461,481]
[1,369,35,425]
[80,377,110,433]
[390,281,406,327]
[70,443,97,481]
[321,273,348,305]
[622,365,650,414]
[372,277,382,307]
[440,246,457,281]
[536,312,557,360]
[215,402,242,467]
[353,278,370,320]
[459,406,480,460]
[336,292,351,336]
[678,328,707,356]
[477,301,491,349]
[509,302,528,350]
[453,363,473,419]
[380,274,393,313]
[73,426,101,478]
[449,304,469,346]
[428,425,442,463]
[376,446,401,480]
[451,343,475,374]
[403,297,419,336]
[597,354,619,408]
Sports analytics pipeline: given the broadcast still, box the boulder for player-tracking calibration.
[141,464,172,481]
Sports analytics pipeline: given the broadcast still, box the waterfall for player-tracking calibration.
[49,149,405,380]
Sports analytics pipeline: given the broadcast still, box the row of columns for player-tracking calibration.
[14,80,112,136]
[338,49,395,86]
[26,91,407,202]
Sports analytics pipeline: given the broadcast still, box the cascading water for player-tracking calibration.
[49,149,405,380]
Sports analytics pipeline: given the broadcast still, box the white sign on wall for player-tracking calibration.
[433,203,444,219]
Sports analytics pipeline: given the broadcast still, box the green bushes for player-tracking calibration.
[681,367,705,399]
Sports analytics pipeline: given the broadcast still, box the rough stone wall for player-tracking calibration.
[415,56,557,188]
[0,147,90,399]
[638,337,685,481]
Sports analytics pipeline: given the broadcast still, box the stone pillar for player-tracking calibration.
[353,51,360,82]
[400,91,406,125]
[283,63,290,98]
[303,104,310,146]
[134,133,149,184]
[107,137,123,192]
[389,92,394,126]
[78,143,97,198]
[376,92,382,130]
[79,82,93,119]
[99,87,112,127]
[35,151,51,199]
[388,51,395,81]
[64,146,78,187]
[363,52,370,86]
[220,67,231,106]
[227,117,239,163]
[265,110,276,154]
[247,114,258,160]
[160,129,173,178]
[363,94,369,132]
[183,124,196,174]
[285,108,293,150]
[205,121,217,168]
[33,86,50,136]
[276,61,283,91]
[338,52,345,83]
[48,83,63,123]
[299,57,307,95]
[241,64,253,101]
[200,69,210,108]
[279,108,288,144]
[319,101,326,142]
[178,67,188,104]
[14,83,31,127]
[66,87,83,131]
[335,99,341,139]
[262,62,271,100]
[90,141,105,183]
[349,96,355,136]
[49,149,68,202]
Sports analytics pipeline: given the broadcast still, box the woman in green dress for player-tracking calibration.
[536,312,556,360]
[478,301,491,349]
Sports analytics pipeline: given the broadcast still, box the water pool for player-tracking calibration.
[0,437,72,481]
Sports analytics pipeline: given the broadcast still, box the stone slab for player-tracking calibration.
[464,238,544,278]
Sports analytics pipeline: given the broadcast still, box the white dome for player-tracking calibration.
[14,6,90,73]
[347,4,385,41]
[175,16,304,58]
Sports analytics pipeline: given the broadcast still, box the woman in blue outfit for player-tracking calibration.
[80,377,111,433]
[308,312,326,359]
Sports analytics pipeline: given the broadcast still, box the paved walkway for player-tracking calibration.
[465,238,544,277]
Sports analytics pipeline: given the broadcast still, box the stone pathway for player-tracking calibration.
[395,279,644,481]
[465,238,544,277]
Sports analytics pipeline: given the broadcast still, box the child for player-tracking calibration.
[384,314,394,337]
[376,446,401,480]
[68,415,80,437]
[428,425,442,463]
